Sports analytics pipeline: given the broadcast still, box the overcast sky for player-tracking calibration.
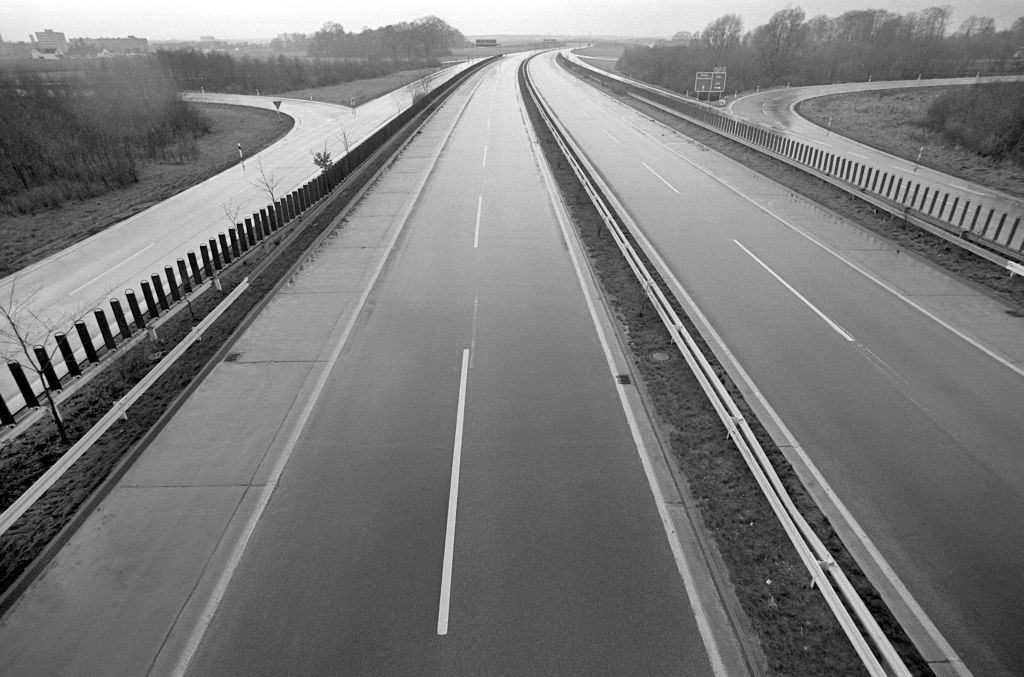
[4,0,1022,41]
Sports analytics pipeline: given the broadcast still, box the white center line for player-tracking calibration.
[473,195,483,248]
[641,162,679,194]
[438,348,471,636]
[67,243,155,296]
[602,128,621,144]
[734,240,855,342]
[481,144,488,168]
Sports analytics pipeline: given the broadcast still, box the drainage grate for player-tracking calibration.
[225,352,242,362]
[615,374,632,385]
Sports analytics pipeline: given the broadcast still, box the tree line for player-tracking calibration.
[272,16,464,61]
[0,58,209,216]
[619,8,1024,95]
[154,50,437,94]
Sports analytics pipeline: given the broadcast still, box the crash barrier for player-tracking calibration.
[524,55,912,677]
[561,53,1024,269]
[0,56,499,432]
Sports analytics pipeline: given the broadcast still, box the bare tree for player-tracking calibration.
[247,155,280,204]
[0,280,73,442]
[702,14,745,62]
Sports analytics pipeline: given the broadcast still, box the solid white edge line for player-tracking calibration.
[734,240,856,342]
[169,69,491,677]
[521,63,728,677]
[437,348,471,636]
[641,161,680,194]
[473,195,483,248]
[554,55,971,672]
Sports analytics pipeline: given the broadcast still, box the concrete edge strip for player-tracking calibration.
[165,68,492,677]
[554,62,970,674]
[519,58,736,677]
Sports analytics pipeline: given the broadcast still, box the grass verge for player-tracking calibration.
[0,104,292,279]
[797,87,1024,199]
[279,66,441,106]
[529,62,935,675]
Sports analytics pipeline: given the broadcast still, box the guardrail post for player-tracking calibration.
[76,321,99,363]
[249,214,262,242]
[240,223,252,252]
[140,280,160,318]
[177,259,192,294]
[165,266,181,303]
[200,245,214,278]
[55,333,81,378]
[218,233,232,264]
[229,227,241,257]
[151,274,170,311]
[109,299,132,338]
[8,362,39,408]
[208,239,222,270]
[187,252,202,285]
[33,346,61,392]
[126,289,146,329]
[0,394,13,427]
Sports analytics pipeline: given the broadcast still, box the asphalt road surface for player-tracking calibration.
[531,51,1024,676]
[0,62,475,411]
[179,54,718,675]
[725,76,1024,210]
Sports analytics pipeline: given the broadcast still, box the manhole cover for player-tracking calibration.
[651,351,671,362]
[225,352,242,362]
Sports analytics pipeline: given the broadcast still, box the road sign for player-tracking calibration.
[711,70,727,92]
[694,72,714,92]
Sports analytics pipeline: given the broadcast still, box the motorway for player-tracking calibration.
[0,54,729,675]
[529,51,1024,675]
[0,61,475,411]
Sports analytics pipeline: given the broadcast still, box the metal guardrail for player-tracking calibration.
[523,54,912,677]
[562,52,1024,271]
[0,279,249,539]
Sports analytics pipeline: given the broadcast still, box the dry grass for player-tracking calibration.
[0,104,291,278]
[798,88,1024,199]
[278,67,442,107]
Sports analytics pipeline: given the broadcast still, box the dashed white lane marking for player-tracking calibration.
[437,348,471,636]
[67,243,155,296]
[641,162,679,194]
[482,144,488,168]
[734,240,856,342]
[602,128,621,144]
[473,195,482,248]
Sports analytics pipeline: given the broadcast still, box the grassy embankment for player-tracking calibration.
[798,83,1024,199]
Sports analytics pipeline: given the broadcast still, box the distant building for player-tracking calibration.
[31,29,68,59]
